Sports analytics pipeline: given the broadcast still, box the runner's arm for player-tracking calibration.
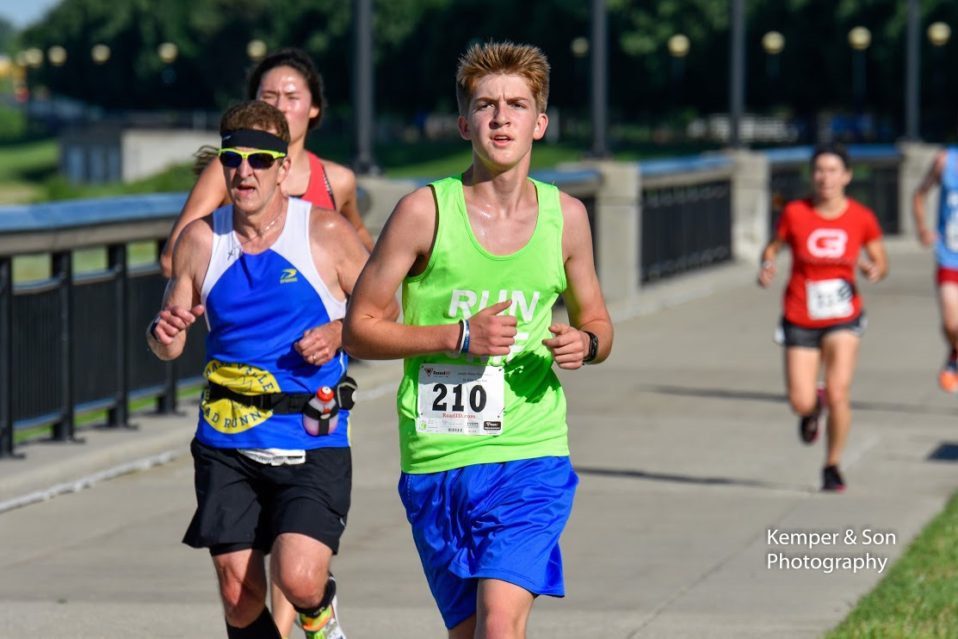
[148,220,208,360]
[296,210,388,365]
[327,161,375,252]
[860,238,888,283]
[913,151,945,247]
[545,194,613,368]
[758,237,786,288]
[160,160,229,277]
[343,188,465,360]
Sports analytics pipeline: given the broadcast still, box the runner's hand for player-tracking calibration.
[295,323,341,366]
[757,261,776,288]
[151,304,205,345]
[543,323,588,370]
[860,260,882,283]
[918,227,936,248]
[466,300,516,356]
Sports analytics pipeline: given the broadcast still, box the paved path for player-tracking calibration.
[1,241,955,638]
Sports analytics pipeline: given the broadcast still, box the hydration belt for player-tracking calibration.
[205,375,358,421]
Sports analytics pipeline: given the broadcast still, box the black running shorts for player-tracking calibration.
[776,314,866,349]
[182,438,351,556]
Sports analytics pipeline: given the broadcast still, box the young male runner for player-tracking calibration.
[343,41,613,638]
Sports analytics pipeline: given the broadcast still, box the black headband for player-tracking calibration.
[220,129,288,155]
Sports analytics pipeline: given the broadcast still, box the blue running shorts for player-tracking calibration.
[398,456,578,629]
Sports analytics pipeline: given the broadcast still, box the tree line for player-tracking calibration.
[15,0,958,140]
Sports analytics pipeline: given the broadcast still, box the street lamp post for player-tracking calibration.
[352,0,378,174]
[590,0,608,157]
[667,34,689,106]
[90,44,111,113]
[848,26,871,116]
[158,42,178,90]
[91,44,111,65]
[23,48,43,69]
[905,0,920,140]
[570,36,589,59]
[928,21,952,48]
[47,46,67,67]
[928,22,951,139]
[247,39,267,62]
[19,48,43,105]
[571,37,589,140]
[157,42,178,65]
[728,0,745,148]
[761,31,784,111]
[761,31,784,82]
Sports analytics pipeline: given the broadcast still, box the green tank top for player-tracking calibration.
[397,175,569,473]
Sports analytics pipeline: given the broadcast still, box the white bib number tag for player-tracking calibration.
[806,279,853,320]
[417,364,505,435]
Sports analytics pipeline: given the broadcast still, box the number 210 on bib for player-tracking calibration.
[417,363,505,435]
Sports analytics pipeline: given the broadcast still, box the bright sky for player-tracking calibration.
[0,0,60,29]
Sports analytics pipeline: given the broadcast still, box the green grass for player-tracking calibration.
[38,162,197,202]
[13,242,157,283]
[827,491,958,638]
[0,138,58,179]
[0,137,197,205]
[0,133,713,284]
[0,138,59,203]
[14,382,204,446]
[0,135,725,206]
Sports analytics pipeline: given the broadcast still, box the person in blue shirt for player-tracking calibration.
[914,148,958,393]
[147,100,393,639]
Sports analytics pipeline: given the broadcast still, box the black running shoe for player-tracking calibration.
[798,411,820,444]
[822,465,845,492]
[799,385,827,444]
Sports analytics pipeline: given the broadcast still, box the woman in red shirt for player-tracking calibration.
[758,143,888,492]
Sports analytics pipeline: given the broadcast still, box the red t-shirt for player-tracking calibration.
[298,152,337,210]
[776,198,882,328]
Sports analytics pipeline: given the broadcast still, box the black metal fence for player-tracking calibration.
[1,246,208,458]
[0,149,905,459]
[641,180,733,283]
[639,156,735,284]
[0,194,202,458]
[0,188,377,459]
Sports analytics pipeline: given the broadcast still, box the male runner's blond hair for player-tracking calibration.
[455,41,550,115]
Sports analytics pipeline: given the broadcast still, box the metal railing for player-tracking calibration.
[0,146,907,458]
[639,156,734,283]
[0,194,200,458]
[0,188,379,458]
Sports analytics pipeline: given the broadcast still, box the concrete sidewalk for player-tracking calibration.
[1,241,956,638]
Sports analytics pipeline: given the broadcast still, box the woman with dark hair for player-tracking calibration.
[160,48,374,278]
[758,143,887,492]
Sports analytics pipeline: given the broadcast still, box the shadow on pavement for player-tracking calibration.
[644,384,958,417]
[576,465,810,494]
